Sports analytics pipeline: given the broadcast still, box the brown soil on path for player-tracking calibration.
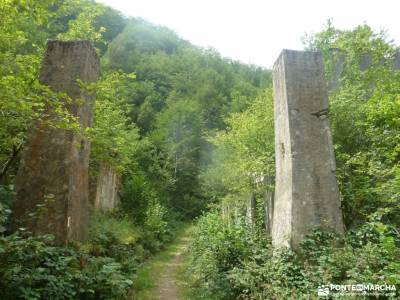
[153,234,191,300]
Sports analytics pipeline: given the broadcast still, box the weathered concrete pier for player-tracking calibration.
[272,50,344,248]
[13,41,100,244]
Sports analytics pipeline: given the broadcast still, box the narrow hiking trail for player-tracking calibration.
[133,226,193,300]
[154,231,190,300]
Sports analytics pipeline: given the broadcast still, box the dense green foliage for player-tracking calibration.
[188,211,399,299]
[0,206,177,299]
[0,0,269,211]
[0,233,133,299]
[101,18,270,218]
[0,0,269,298]
[201,89,275,206]
[187,22,400,299]
[0,0,398,298]
[305,22,400,229]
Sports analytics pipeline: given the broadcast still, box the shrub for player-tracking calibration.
[87,212,148,276]
[89,212,141,250]
[141,200,174,253]
[0,234,132,300]
[0,211,164,299]
[188,211,258,299]
[0,185,13,233]
[188,210,400,299]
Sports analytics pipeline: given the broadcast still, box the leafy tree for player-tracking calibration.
[201,89,274,203]
[0,0,78,183]
[88,72,139,175]
[152,99,206,217]
[304,22,400,227]
[57,1,106,44]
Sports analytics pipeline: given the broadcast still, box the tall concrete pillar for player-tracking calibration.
[272,50,344,248]
[94,165,120,211]
[13,41,100,244]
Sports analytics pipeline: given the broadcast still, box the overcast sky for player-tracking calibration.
[97,0,399,68]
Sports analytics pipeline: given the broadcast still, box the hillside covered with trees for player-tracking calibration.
[0,0,399,299]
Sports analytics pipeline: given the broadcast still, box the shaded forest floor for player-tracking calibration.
[132,225,193,300]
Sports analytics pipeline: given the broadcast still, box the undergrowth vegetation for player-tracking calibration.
[0,196,178,299]
[187,211,400,299]
[186,22,400,299]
